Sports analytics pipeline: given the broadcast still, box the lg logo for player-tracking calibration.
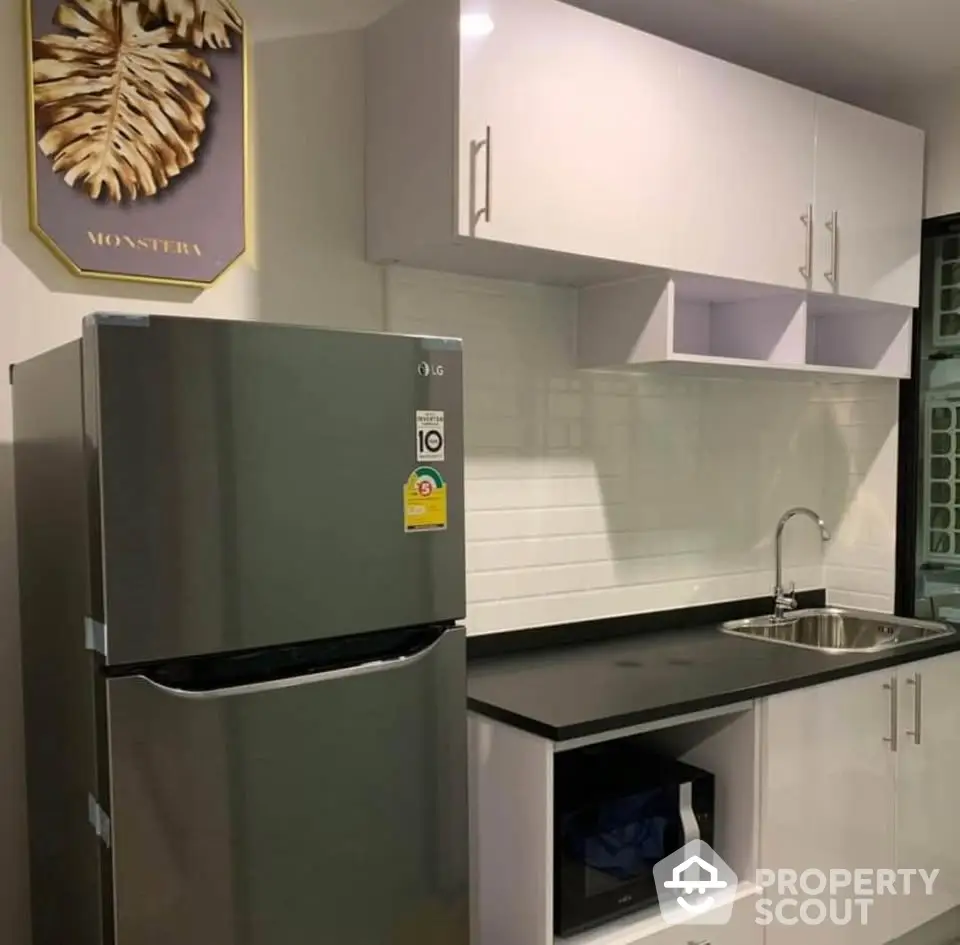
[418,362,445,377]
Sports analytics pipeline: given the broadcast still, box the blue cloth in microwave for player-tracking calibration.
[562,789,669,880]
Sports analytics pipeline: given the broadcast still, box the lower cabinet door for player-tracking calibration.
[760,674,898,945]
[894,652,960,938]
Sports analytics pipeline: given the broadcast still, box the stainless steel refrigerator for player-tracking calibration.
[13,314,468,945]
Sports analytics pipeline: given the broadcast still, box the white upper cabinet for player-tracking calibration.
[367,0,925,315]
[812,98,925,306]
[458,0,681,270]
[670,49,816,290]
[367,0,678,285]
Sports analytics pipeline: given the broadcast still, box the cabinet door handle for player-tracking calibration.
[469,125,492,235]
[825,210,839,285]
[906,673,922,745]
[800,204,813,279]
[883,677,898,751]
[688,940,711,945]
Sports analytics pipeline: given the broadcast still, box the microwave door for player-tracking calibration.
[103,628,468,945]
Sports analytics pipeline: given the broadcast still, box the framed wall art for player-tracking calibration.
[25,0,248,287]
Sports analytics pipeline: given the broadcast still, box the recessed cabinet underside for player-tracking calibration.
[366,0,924,379]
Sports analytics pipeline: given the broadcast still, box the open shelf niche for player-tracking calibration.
[469,703,762,945]
[577,272,913,379]
[805,293,913,378]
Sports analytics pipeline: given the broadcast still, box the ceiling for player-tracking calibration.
[244,0,959,109]
[565,0,959,108]
[243,0,400,40]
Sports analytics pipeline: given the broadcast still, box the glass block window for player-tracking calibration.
[924,396,960,562]
[933,236,960,349]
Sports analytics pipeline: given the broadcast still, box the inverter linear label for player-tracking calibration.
[416,410,445,463]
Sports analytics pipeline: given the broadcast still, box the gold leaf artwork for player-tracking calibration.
[144,0,242,48]
[33,0,212,202]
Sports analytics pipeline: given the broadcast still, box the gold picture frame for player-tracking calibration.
[24,0,251,288]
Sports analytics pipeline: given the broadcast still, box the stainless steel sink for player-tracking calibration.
[720,607,954,654]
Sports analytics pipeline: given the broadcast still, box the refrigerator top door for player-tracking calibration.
[104,626,468,945]
[84,314,464,666]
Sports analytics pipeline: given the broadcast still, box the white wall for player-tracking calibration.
[880,83,960,219]
[389,267,897,632]
[0,14,897,945]
[822,382,900,611]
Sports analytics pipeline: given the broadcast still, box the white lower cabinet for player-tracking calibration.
[761,652,960,945]
[760,671,898,945]
[470,653,960,945]
[892,651,960,938]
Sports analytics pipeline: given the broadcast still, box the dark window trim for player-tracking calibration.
[895,213,960,615]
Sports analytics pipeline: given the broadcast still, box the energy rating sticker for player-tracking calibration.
[416,410,445,463]
[404,467,448,533]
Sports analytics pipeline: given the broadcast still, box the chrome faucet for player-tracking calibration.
[774,507,831,619]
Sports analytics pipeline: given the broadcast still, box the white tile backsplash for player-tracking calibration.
[823,382,900,612]
[387,266,900,635]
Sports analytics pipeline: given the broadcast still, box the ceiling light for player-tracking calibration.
[460,13,495,37]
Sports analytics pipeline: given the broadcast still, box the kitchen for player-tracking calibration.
[3,1,960,945]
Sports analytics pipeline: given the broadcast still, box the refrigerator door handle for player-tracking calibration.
[137,631,448,700]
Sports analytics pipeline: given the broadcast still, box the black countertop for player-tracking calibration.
[467,620,960,741]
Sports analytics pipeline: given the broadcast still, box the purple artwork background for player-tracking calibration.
[32,0,247,283]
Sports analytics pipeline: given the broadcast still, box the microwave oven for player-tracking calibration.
[554,739,715,937]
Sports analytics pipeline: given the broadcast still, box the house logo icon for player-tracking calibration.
[653,840,738,926]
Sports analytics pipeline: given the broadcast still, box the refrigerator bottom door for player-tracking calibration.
[104,627,468,945]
